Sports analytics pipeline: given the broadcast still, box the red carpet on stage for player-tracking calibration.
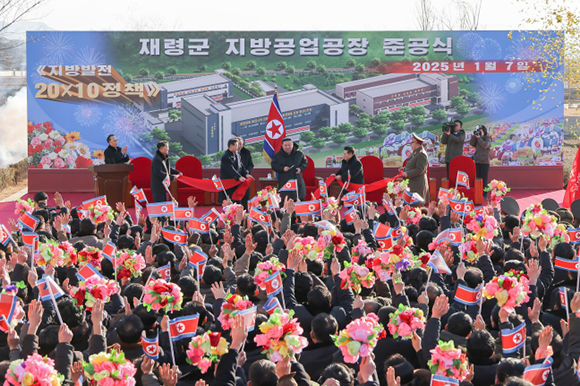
[0,189,567,223]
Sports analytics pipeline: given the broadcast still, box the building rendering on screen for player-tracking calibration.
[180,85,348,155]
[159,74,233,109]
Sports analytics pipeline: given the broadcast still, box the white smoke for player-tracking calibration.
[0,87,27,168]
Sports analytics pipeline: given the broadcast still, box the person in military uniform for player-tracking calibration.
[401,134,429,202]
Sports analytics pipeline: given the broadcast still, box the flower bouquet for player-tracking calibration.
[14,198,34,215]
[292,236,323,261]
[254,309,308,362]
[466,213,498,241]
[220,203,242,227]
[417,252,431,270]
[77,246,103,269]
[319,228,347,258]
[387,179,409,199]
[218,293,255,330]
[387,304,426,339]
[114,250,146,280]
[83,350,137,386]
[370,245,416,282]
[5,354,64,386]
[521,204,557,239]
[142,279,183,313]
[406,206,422,225]
[86,202,115,224]
[254,257,286,291]
[549,224,570,249]
[428,340,469,381]
[458,234,479,263]
[321,196,340,215]
[339,261,375,294]
[351,239,373,264]
[186,331,229,373]
[70,275,118,310]
[257,186,278,203]
[428,239,452,253]
[35,240,68,267]
[484,180,510,204]
[332,313,385,363]
[482,270,530,312]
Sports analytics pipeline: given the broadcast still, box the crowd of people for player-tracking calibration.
[0,156,577,386]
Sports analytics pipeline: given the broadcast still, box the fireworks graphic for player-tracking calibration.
[505,76,523,94]
[456,33,484,58]
[75,47,106,66]
[42,32,74,64]
[75,104,103,127]
[103,105,149,145]
[471,38,502,60]
[478,82,506,114]
[30,61,58,85]
[505,38,540,61]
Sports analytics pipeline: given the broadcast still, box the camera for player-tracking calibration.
[38,202,46,209]
[442,122,455,133]
[473,125,482,136]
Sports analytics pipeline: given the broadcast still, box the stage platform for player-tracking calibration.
[0,188,566,222]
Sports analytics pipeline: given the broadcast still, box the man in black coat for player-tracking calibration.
[150,141,181,203]
[220,138,249,204]
[237,137,254,208]
[271,138,308,202]
[335,146,364,185]
[104,134,130,164]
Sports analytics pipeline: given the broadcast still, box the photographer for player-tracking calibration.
[32,191,69,222]
[470,125,492,197]
[441,120,465,178]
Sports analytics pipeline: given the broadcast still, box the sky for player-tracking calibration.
[28,0,528,32]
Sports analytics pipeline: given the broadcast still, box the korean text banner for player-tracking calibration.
[26,31,563,170]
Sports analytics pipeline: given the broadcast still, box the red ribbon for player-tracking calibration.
[313,172,403,199]
[177,175,254,201]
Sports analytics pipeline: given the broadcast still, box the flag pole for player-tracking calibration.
[47,279,63,325]
[138,271,154,304]
[167,325,176,366]
[565,287,570,322]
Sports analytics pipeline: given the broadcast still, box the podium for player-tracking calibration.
[88,164,134,206]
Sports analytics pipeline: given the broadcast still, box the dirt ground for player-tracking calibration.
[0,178,27,201]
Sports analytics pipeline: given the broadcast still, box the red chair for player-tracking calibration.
[303,156,321,199]
[128,157,153,203]
[440,156,483,204]
[175,156,211,206]
[402,159,438,203]
[360,156,384,203]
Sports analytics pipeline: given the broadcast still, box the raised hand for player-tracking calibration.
[431,295,449,319]
[210,282,227,300]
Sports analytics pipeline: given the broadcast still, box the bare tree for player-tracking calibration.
[0,0,46,35]
[415,0,437,30]
[436,0,483,30]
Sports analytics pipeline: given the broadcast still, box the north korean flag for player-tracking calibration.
[131,186,147,203]
[391,224,403,240]
[373,222,391,240]
[22,232,39,253]
[430,375,460,386]
[188,218,210,234]
[569,227,580,245]
[102,242,117,261]
[249,196,260,209]
[438,188,449,200]
[427,250,452,274]
[162,228,188,246]
[559,287,568,310]
[19,212,39,231]
[449,198,467,215]
[265,270,283,298]
[267,195,280,210]
[555,256,580,272]
[168,314,200,341]
[318,180,328,197]
[262,92,286,163]
[501,323,526,353]
[141,331,159,360]
[382,199,397,216]
[158,263,172,281]
[447,228,462,246]
[188,249,208,278]
[135,200,143,221]
[377,237,393,251]
[200,208,220,225]
[0,225,12,247]
[402,189,421,206]
[0,294,17,326]
[456,171,470,188]
[295,200,322,216]
[163,175,171,192]
[212,175,224,191]
[343,194,363,207]
[0,316,10,333]
[344,207,356,225]
[280,179,297,192]
[522,357,553,386]
[172,207,195,222]
[147,201,174,218]
[454,284,483,306]
[264,297,283,314]
[249,207,271,227]
[76,263,104,282]
[473,206,485,217]
[81,195,107,211]
[77,210,88,220]
[37,277,65,302]
[464,200,475,214]
[240,306,258,332]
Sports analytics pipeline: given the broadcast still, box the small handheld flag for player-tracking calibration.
[158,263,172,281]
[377,237,393,250]
[19,212,39,231]
[456,171,470,188]
[131,187,147,203]
[249,207,271,227]
[280,180,297,192]
[318,180,328,197]
[569,227,580,245]
[38,277,65,302]
[264,296,283,314]
[21,232,39,253]
[141,331,160,360]
[102,242,117,261]
[344,207,356,225]
[427,250,452,274]
[454,284,483,306]
[188,218,210,234]
[76,263,104,282]
[0,225,13,247]
[554,256,580,272]
[81,195,108,211]
[501,323,526,354]
[147,202,174,218]
[522,356,552,386]
[188,249,208,279]
[212,175,224,191]
[200,208,220,225]
[449,198,469,215]
[294,200,322,216]
[239,306,258,332]
[135,200,143,221]
[172,208,195,222]
[265,270,283,298]
[267,194,280,210]
[402,189,421,206]
[161,228,188,246]
[168,314,200,341]
[430,375,459,386]
[373,222,391,240]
